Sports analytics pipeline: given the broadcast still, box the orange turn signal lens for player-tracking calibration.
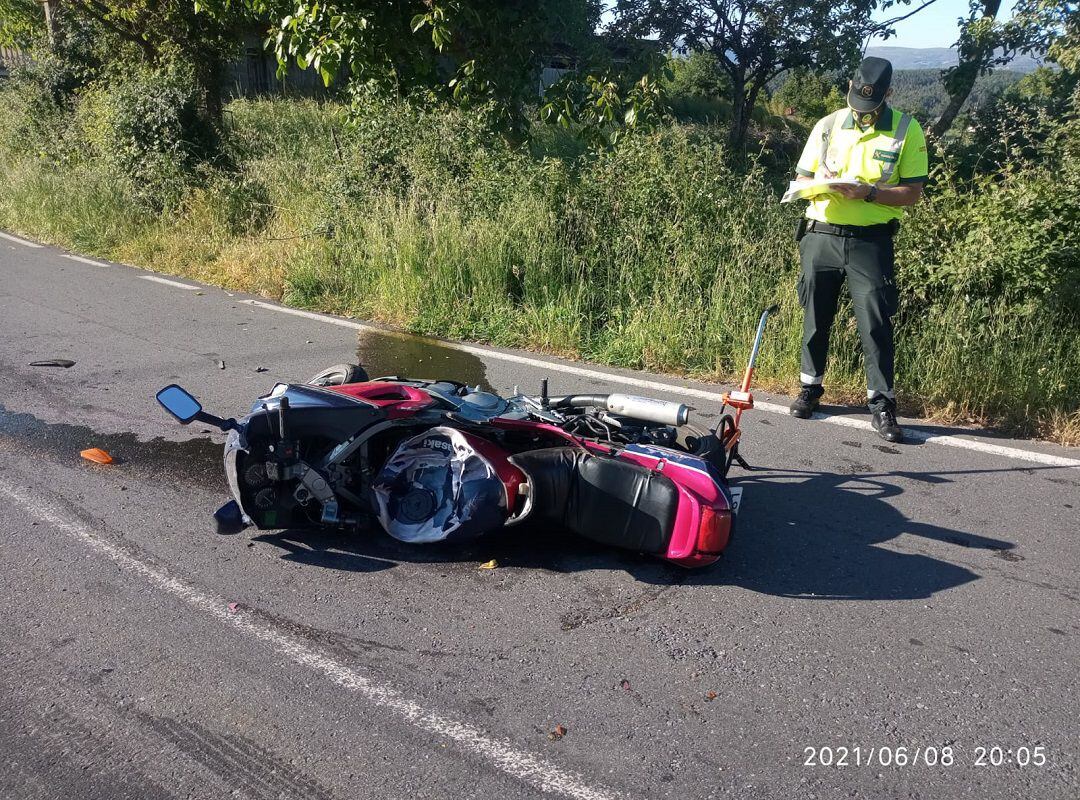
[80,448,114,465]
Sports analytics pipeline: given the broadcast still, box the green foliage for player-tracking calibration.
[539,71,666,149]
[659,51,732,122]
[904,161,1080,317]
[948,65,1079,175]
[76,66,214,209]
[1042,0,1080,69]
[661,51,729,98]
[0,32,114,165]
[0,0,40,47]
[201,0,601,134]
[1,53,216,210]
[772,70,845,121]
[930,0,1071,136]
[335,91,539,213]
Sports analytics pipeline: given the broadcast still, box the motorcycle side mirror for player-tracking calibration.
[156,385,240,431]
[157,384,203,424]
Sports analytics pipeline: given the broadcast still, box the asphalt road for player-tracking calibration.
[1,234,1078,800]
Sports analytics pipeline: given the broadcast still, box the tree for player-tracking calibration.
[609,0,880,150]
[932,0,1077,138]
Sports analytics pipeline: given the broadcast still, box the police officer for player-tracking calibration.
[789,56,928,443]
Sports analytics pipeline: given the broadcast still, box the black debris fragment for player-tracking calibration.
[29,359,76,368]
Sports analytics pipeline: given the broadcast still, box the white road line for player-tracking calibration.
[62,254,110,267]
[243,300,1080,470]
[0,231,44,248]
[0,479,623,800]
[139,275,200,290]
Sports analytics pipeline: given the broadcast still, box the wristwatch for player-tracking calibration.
[864,184,879,203]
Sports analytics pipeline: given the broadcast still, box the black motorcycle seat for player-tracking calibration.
[511,447,677,554]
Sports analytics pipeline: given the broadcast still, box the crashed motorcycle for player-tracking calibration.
[156,307,777,568]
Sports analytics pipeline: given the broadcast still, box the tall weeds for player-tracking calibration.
[0,94,1076,442]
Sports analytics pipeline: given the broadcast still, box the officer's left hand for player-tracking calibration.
[830,182,873,200]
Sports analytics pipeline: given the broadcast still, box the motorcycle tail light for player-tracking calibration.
[696,505,731,556]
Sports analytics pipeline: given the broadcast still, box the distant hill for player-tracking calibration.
[866,45,1042,73]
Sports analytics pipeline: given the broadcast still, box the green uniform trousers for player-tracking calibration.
[796,230,898,408]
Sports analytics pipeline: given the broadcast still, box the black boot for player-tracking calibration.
[870,401,904,443]
[789,386,824,419]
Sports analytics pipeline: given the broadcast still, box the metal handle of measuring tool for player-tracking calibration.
[739,305,779,394]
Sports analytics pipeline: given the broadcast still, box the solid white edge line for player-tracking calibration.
[243,299,1080,470]
[62,253,111,267]
[0,479,622,800]
[139,275,200,290]
[0,231,44,248]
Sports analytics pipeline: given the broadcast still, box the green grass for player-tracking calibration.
[1,96,1077,444]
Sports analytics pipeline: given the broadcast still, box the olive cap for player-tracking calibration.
[847,56,893,112]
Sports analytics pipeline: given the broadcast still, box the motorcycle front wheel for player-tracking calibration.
[308,363,370,387]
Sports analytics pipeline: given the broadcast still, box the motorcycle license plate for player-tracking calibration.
[728,486,744,514]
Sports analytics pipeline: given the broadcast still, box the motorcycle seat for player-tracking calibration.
[512,447,677,554]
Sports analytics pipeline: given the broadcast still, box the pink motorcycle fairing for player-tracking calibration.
[617,444,734,568]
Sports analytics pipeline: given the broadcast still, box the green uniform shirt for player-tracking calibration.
[795,106,928,226]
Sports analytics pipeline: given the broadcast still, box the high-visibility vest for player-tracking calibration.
[817,109,913,183]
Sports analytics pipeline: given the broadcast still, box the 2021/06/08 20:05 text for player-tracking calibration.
[802,745,1049,767]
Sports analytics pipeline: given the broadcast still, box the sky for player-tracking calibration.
[868,0,1021,49]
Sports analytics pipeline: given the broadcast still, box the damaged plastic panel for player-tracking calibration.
[373,427,509,543]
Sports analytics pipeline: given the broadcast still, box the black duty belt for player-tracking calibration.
[807,219,899,238]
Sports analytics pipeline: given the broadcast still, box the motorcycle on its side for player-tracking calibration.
[157,308,777,568]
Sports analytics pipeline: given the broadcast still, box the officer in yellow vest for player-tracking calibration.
[789,56,928,443]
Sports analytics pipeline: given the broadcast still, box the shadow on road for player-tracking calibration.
[718,467,1017,600]
[251,464,1044,602]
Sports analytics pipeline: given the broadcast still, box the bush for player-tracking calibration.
[77,65,214,209]
[0,49,86,164]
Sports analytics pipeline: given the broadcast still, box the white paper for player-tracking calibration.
[728,486,743,514]
[781,178,864,203]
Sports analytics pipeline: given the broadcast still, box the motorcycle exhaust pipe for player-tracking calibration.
[552,393,690,426]
[606,394,690,426]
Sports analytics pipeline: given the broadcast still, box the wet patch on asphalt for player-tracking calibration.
[356,330,494,392]
[0,402,224,493]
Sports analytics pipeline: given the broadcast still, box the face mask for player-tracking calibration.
[852,105,883,129]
